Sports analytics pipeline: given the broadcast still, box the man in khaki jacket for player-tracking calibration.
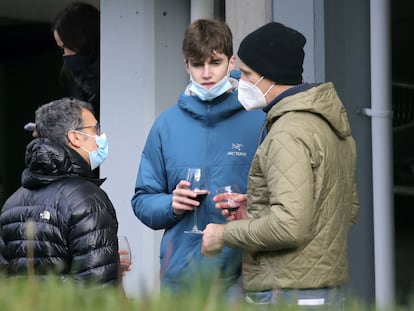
[202,22,359,310]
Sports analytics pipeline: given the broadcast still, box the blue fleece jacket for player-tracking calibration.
[132,81,264,293]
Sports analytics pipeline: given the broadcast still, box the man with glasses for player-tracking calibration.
[0,98,121,285]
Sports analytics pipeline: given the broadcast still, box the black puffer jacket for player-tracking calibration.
[0,138,119,284]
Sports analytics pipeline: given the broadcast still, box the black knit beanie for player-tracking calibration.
[237,22,306,85]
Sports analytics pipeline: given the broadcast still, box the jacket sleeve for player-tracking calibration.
[0,230,8,273]
[224,131,315,251]
[131,125,181,230]
[66,184,120,285]
[351,182,360,224]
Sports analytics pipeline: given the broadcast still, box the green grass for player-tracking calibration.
[0,275,412,311]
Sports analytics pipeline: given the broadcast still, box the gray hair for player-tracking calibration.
[35,98,94,145]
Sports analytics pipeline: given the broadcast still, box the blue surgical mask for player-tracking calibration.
[77,132,109,170]
[189,74,233,101]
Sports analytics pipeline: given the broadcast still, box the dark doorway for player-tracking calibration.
[392,0,414,305]
[0,20,65,205]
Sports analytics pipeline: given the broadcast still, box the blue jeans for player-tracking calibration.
[244,286,345,310]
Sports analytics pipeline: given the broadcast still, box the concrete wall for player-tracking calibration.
[100,0,190,297]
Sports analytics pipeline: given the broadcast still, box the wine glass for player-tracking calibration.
[215,184,241,214]
[118,235,132,274]
[184,167,209,234]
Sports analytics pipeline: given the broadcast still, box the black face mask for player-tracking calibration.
[63,54,90,75]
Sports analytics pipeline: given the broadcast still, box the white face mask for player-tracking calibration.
[238,77,274,111]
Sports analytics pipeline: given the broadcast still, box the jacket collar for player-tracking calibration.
[178,77,244,124]
[22,138,103,189]
[264,83,316,113]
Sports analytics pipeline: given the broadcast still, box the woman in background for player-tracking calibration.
[52,2,100,119]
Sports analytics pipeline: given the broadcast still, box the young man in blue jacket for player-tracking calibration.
[131,19,264,297]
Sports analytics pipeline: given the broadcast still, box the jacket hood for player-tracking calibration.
[267,82,351,138]
[22,138,102,189]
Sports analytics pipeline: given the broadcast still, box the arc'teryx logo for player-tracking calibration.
[227,143,247,157]
[232,143,243,151]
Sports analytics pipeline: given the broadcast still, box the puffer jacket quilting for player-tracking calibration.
[0,138,119,284]
[223,82,359,290]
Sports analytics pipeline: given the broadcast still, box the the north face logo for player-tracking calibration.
[40,211,50,221]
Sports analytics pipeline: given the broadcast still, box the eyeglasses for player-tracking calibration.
[75,123,101,136]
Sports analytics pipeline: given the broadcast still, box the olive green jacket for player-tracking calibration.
[223,82,359,291]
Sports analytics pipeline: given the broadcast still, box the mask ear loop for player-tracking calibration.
[254,76,265,87]
[73,130,98,139]
[263,83,275,97]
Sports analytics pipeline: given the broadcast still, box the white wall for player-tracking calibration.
[100,0,189,297]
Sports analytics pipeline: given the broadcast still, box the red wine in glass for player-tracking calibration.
[194,190,209,203]
[184,168,208,234]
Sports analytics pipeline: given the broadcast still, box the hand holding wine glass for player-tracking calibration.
[184,167,209,234]
[215,184,242,215]
[118,235,132,276]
